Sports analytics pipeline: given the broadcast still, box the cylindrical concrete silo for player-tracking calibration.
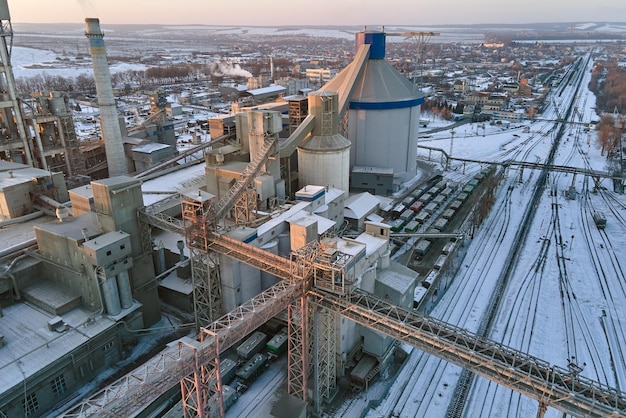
[298,91,351,192]
[260,239,279,289]
[97,268,121,316]
[85,18,128,177]
[321,31,424,186]
[116,270,133,309]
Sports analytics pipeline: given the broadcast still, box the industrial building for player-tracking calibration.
[0,22,429,416]
[1,3,621,416]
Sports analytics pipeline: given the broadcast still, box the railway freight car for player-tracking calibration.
[413,286,428,309]
[593,211,607,229]
[235,353,268,384]
[390,219,405,232]
[410,201,424,213]
[414,239,432,258]
[404,220,419,233]
[442,209,456,220]
[432,218,448,232]
[267,328,288,355]
[415,210,429,224]
[208,385,238,418]
[350,354,378,391]
[434,254,448,270]
[220,358,238,384]
[237,331,267,360]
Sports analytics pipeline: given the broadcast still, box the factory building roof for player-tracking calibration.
[344,192,379,220]
[287,213,335,235]
[0,302,116,394]
[376,261,416,295]
[0,162,59,189]
[132,143,171,154]
[245,85,286,99]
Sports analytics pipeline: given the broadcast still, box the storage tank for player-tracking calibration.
[260,239,279,289]
[320,31,424,185]
[116,270,133,309]
[298,91,351,192]
[278,232,290,255]
[313,204,329,218]
[239,260,261,302]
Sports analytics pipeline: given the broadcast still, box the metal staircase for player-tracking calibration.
[213,135,276,221]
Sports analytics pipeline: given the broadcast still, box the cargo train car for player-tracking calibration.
[410,201,424,213]
[421,269,438,289]
[399,209,414,223]
[449,199,463,211]
[235,353,268,384]
[442,209,456,220]
[414,239,432,258]
[593,211,607,229]
[410,188,425,200]
[392,204,406,218]
[390,218,405,232]
[413,286,428,309]
[434,254,448,270]
[402,196,415,208]
[419,193,433,204]
[267,328,288,355]
[220,358,238,385]
[433,194,446,206]
[415,210,429,224]
[442,241,456,255]
[237,331,267,360]
[432,218,448,232]
[350,354,378,390]
[424,202,438,214]
[404,220,419,233]
[208,385,238,418]
[440,186,455,198]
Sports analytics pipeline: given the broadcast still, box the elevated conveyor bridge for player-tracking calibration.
[61,249,626,417]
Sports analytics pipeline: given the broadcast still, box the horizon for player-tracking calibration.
[7,0,626,27]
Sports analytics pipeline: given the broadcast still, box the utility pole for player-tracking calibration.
[447,128,456,170]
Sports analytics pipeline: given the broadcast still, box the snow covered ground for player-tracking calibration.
[12,46,148,79]
[337,51,626,418]
[213,51,624,418]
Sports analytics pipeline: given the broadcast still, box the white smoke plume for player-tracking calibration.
[209,62,252,78]
[76,0,97,15]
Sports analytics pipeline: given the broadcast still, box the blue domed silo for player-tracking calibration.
[320,30,424,188]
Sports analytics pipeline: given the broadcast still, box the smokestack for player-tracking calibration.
[85,18,128,177]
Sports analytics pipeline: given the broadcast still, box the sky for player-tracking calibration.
[6,0,626,27]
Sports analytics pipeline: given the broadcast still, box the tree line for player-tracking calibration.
[588,61,626,114]
[14,62,251,98]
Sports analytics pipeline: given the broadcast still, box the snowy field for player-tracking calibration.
[11,45,148,79]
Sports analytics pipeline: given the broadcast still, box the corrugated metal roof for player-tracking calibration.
[344,192,379,219]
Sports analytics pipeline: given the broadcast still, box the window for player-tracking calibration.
[23,393,39,417]
[102,341,115,352]
[106,250,112,256]
[51,374,67,396]
[120,244,125,250]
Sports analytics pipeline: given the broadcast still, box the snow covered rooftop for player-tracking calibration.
[344,192,380,220]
